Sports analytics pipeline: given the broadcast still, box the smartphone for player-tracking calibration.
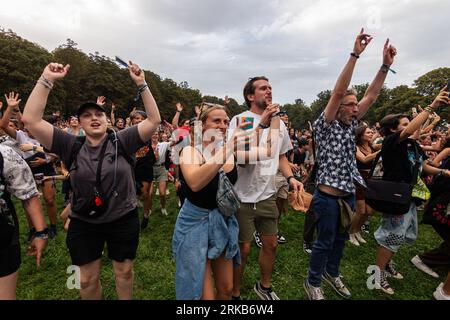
[447,80,450,104]
[238,117,254,151]
[115,56,129,68]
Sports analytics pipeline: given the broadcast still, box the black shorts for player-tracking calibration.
[134,161,154,183]
[0,245,21,278]
[66,208,139,266]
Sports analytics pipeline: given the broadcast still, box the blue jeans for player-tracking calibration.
[307,190,355,287]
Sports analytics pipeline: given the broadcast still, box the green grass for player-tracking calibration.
[15,183,445,300]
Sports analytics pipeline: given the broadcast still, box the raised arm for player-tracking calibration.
[357,39,397,119]
[0,92,22,139]
[22,63,70,149]
[110,102,116,125]
[172,102,183,129]
[399,87,449,142]
[128,61,162,142]
[324,28,372,123]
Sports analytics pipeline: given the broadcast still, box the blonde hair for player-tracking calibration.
[198,102,227,123]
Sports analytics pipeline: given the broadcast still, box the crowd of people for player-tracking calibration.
[0,29,449,301]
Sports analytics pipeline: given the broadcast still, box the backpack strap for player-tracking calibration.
[66,136,87,171]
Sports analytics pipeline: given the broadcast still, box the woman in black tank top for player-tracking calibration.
[350,125,380,246]
[172,103,251,300]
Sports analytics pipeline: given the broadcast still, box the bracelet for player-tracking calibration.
[424,106,434,114]
[381,64,397,74]
[134,82,149,102]
[35,228,49,240]
[350,52,360,59]
[258,123,270,129]
[37,76,54,90]
[287,175,295,185]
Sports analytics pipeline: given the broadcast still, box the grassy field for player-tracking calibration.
[14,183,446,300]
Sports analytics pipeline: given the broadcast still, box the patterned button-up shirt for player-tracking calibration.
[313,112,365,194]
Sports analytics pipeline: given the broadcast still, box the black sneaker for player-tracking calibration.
[303,243,313,255]
[253,231,263,248]
[277,233,286,244]
[385,260,403,279]
[141,216,149,230]
[254,281,280,300]
[48,224,57,239]
[361,223,370,234]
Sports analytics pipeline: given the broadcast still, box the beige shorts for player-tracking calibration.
[275,171,289,200]
[153,165,168,182]
[237,195,279,243]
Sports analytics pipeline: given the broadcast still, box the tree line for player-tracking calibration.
[0,28,448,128]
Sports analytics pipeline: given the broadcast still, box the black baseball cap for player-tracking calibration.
[77,102,106,117]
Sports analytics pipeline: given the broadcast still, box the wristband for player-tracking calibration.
[134,83,149,102]
[350,52,359,59]
[424,106,434,114]
[287,176,295,185]
[35,228,49,240]
[37,76,54,90]
[258,123,270,129]
[381,64,397,74]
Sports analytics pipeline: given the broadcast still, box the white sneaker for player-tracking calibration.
[156,189,159,195]
[411,255,439,278]
[354,232,366,244]
[166,189,170,196]
[433,283,450,300]
[349,234,360,246]
[303,280,325,300]
[161,208,168,216]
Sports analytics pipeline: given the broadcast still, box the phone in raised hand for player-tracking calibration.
[115,56,129,68]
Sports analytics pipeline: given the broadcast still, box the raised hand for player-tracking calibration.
[430,86,450,110]
[194,105,201,117]
[224,95,230,106]
[4,92,21,109]
[111,103,116,111]
[42,63,70,82]
[96,96,106,106]
[353,28,373,56]
[176,102,183,112]
[383,39,397,66]
[128,60,146,86]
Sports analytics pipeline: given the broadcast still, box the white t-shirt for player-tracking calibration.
[15,130,44,159]
[155,141,171,165]
[228,111,292,203]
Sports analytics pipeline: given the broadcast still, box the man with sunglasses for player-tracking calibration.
[229,77,303,300]
[303,29,397,300]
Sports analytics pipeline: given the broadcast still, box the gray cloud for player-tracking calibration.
[1,0,449,104]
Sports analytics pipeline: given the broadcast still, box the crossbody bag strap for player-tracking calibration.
[368,151,383,179]
[95,137,110,197]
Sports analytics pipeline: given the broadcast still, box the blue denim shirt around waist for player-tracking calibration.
[172,199,240,300]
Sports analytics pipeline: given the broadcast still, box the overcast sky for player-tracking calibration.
[1,0,448,105]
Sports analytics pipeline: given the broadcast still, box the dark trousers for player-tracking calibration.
[307,190,355,287]
[419,224,450,268]
[303,207,316,245]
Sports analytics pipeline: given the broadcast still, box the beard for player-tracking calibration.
[255,99,268,109]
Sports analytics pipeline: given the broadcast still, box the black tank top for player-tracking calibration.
[357,146,374,171]
[180,165,238,210]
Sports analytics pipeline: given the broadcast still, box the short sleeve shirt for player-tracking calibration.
[51,126,145,224]
[313,112,365,193]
